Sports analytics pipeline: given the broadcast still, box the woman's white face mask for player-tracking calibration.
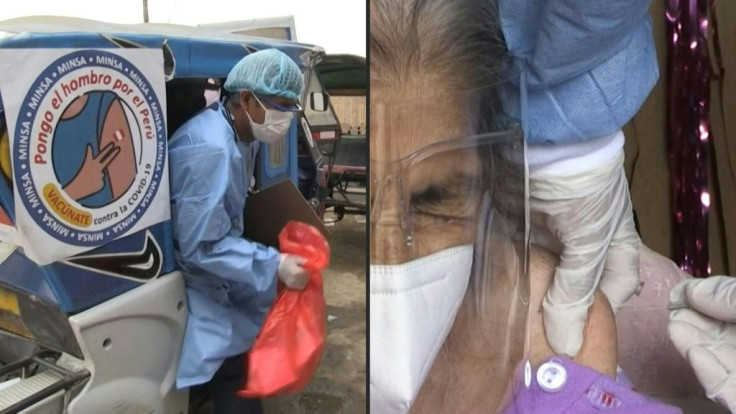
[369,245,474,413]
[245,94,294,143]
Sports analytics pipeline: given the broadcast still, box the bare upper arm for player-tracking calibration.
[528,244,618,377]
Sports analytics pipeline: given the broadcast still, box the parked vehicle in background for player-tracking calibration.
[311,54,367,221]
[0,16,328,413]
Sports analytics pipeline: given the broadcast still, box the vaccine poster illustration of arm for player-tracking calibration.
[0,48,169,264]
[54,91,138,205]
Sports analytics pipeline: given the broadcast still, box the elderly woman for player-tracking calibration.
[369,0,687,412]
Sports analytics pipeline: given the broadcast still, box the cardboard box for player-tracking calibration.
[244,179,329,248]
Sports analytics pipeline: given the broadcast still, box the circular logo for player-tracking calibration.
[13,50,166,247]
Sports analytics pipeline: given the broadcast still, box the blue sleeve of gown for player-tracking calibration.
[503,0,652,88]
[169,141,279,293]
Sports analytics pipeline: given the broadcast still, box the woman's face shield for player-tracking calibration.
[370,127,525,263]
[370,82,533,412]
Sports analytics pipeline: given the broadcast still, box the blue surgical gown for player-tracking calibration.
[498,0,659,144]
[168,103,279,388]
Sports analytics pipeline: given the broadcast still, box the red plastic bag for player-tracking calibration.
[238,221,330,398]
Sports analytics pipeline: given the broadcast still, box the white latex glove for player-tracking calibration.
[668,276,736,412]
[534,150,642,357]
[277,254,309,290]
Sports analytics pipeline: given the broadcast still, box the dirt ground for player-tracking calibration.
[263,213,367,414]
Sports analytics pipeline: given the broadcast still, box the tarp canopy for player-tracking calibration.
[0,16,325,78]
[316,54,365,95]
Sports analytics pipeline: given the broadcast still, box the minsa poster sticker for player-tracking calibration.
[0,49,169,265]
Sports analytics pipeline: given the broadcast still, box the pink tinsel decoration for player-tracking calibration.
[665,0,717,277]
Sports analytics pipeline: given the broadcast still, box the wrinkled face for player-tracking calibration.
[370,82,485,265]
[371,80,536,413]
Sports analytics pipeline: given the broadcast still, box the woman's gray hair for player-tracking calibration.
[370,0,508,92]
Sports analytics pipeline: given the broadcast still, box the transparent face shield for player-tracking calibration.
[370,81,531,413]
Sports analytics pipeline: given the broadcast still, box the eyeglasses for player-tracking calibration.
[254,93,302,113]
[370,124,526,260]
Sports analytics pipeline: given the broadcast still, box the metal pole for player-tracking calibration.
[143,0,149,23]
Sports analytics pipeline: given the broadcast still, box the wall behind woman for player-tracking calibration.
[624,0,735,275]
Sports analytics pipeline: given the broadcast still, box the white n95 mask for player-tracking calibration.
[245,94,294,143]
[369,245,474,414]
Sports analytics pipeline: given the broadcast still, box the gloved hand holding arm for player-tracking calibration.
[668,276,736,412]
[536,150,642,357]
[499,0,653,357]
